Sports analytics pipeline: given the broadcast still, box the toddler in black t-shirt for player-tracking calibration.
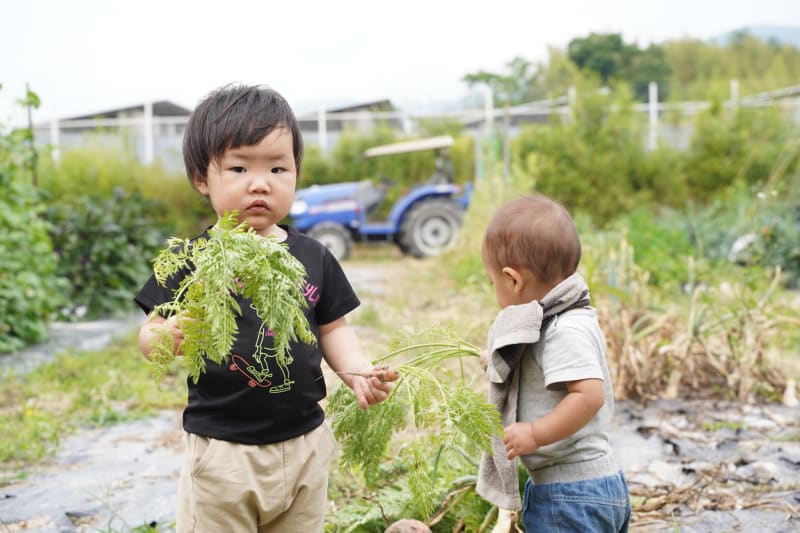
[135,83,390,532]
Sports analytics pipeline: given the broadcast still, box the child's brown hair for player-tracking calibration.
[482,195,581,285]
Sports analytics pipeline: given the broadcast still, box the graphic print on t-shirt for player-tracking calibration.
[229,354,272,388]
[227,280,321,394]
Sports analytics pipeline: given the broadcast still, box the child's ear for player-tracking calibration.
[501,267,525,295]
[192,173,209,196]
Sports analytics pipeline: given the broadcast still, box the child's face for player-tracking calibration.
[482,248,517,309]
[194,127,296,239]
[482,245,554,307]
[485,264,516,308]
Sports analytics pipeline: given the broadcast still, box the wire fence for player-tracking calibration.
[32,83,800,171]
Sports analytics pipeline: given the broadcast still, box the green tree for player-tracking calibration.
[567,33,634,83]
[462,56,538,106]
[664,32,800,99]
[628,44,673,100]
[567,33,671,100]
[530,46,582,99]
[462,30,800,108]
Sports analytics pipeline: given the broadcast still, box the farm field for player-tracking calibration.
[1,252,798,532]
[3,18,800,533]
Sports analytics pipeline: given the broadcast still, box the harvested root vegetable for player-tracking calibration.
[371,365,399,383]
[338,365,400,382]
[385,519,431,532]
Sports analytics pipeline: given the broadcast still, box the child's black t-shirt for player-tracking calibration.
[134,225,360,444]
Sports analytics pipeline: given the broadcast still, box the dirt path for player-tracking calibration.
[1,260,798,532]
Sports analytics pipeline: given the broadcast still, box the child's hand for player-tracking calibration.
[503,422,538,459]
[352,375,392,410]
[491,508,521,533]
[480,349,489,371]
[162,315,188,356]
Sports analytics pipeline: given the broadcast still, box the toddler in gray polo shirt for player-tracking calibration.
[476,194,631,532]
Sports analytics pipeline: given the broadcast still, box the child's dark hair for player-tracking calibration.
[483,195,581,285]
[183,83,303,189]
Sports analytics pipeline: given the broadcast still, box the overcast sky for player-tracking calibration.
[2,0,799,125]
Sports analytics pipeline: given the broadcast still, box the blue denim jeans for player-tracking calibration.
[522,470,631,532]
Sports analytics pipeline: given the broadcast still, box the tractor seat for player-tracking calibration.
[358,177,393,215]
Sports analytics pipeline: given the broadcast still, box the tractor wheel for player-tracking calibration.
[398,199,463,258]
[307,222,352,261]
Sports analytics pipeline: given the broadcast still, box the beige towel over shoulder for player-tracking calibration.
[476,272,590,510]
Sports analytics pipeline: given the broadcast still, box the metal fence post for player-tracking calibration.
[648,81,659,151]
[143,101,154,164]
[567,86,577,122]
[317,105,327,155]
[50,118,60,163]
[730,79,740,107]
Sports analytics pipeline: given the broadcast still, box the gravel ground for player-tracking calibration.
[1,263,798,532]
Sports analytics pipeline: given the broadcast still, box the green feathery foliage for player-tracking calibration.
[327,327,502,511]
[148,212,315,383]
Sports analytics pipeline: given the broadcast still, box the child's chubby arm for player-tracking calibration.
[137,313,186,359]
[503,377,605,460]
[319,316,392,410]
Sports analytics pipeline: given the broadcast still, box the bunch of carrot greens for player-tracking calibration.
[326,327,502,514]
[146,212,314,383]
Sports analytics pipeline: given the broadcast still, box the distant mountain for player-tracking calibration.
[714,25,800,49]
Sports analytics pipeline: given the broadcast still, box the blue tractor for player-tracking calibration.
[290,136,471,260]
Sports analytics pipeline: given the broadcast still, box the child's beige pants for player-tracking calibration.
[176,422,337,532]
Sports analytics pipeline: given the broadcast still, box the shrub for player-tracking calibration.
[605,207,698,288]
[46,189,168,319]
[0,89,66,353]
[686,185,800,286]
[38,146,213,238]
[512,80,686,224]
[686,101,800,201]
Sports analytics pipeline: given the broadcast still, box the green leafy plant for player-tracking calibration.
[46,188,167,319]
[0,86,66,353]
[147,212,315,382]
[38,146,213,238]
[686,102,799,202]
[606,207,697,288]
[510,78,686,224]
[327,327,502,518]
